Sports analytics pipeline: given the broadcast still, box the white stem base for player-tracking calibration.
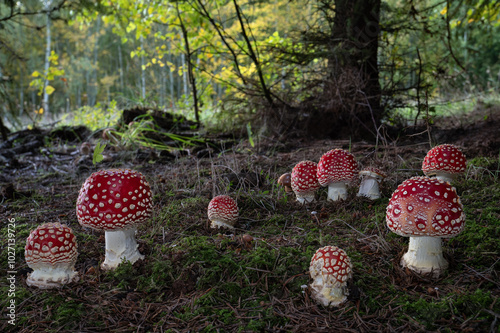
[310,277,348,307]
[357,177,381,200]
[102,228,144,270]
[27,266,78,289]
[327,182,347,201]
[401,236,448,277]
[434,171,455,184]
[210,219,235,229]
[296,192,315,204]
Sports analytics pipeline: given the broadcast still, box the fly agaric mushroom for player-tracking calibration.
[309,245,352,307]
[317,149,358,201]
[422,144,466,183]
[25,223,78,289]
[386,176,465,276]
[207,195,239,229]
[76,169,153,270]
[277,173,292,193]
[357,167,387,200]
[291,161,321,203]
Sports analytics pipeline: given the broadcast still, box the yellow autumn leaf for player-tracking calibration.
[35,108,44,115]
[152,58,157,64]
[440,7,447,15]
[32,71,40,77]
[45,85,55,95]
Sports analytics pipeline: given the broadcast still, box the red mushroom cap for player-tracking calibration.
[422,144,466,176]
[76,169,153,231]
[317,149,358,186]
[207,195,239,226]
[291,161,321,194]
[25,223,78,268]
[386,176,465,238]
[310,245,352,284]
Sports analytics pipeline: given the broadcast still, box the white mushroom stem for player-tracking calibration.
[310,276,348,307]
[210,219,235,229]
[27,265,79,289]
[327,182,348,201]
[357,176,381,200]
[401,236,448,276]
[434,171,456,184]
[102,228,144,270]
[296,192,316,204]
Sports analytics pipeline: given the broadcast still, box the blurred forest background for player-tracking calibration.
[0,0,499,140]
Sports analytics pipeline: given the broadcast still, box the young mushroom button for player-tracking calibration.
[76,169,153,270]
[422,144,466,183]
[317,149,358,201]
[291,161,321,203]
[277,173,293,193]
[357,167,387,200]
[386,176,465,276]
[207,195,239,229]
[309,246,352,307]
[25,223,79,289]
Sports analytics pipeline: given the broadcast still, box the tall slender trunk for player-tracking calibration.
[140,35,146,100]
[169,43,175,109]
[177,5,200,125]
[42,1,53,115]
[118,42,124,91]
[89,17,100,106]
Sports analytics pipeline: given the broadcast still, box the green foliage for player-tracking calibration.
[61,101,121,131]
[92,141,106,165]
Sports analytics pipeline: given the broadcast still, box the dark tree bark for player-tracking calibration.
[327,0,382,137]
[301,0,382,139]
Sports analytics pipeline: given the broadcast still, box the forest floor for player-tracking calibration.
[0,103,499,332]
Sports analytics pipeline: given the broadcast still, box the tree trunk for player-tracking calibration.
[140,35,146,100]
[42,1,53,115]
[323,0,382,138]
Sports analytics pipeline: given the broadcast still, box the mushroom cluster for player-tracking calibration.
[76,168,153,270]
[25,223,79,289]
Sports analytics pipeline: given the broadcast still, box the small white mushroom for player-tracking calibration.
[357,167,386,200]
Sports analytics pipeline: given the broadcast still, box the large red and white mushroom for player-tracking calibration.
[207,195,239,229]
[357,167,387,200]
[317,149,358,201]
[422,144,466,183]
[309,245,352,307]
[386,176,465,276]
[25,223,78,289]
[76,169,153,270]
[291,161,321,203]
